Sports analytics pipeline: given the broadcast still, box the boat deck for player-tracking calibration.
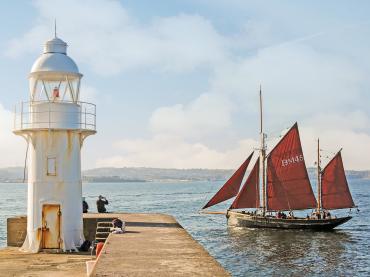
[227,211,352,230]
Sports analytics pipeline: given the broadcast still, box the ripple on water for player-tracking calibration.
[1,180,369,276]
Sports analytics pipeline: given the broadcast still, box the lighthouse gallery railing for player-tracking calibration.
[13,100,96,132]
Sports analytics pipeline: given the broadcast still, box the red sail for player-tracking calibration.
[202,152,253,209]
[266,123,317,210]
[230,158,260,209]
[321,151,355,210]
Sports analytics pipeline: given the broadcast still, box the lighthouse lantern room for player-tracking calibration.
[13,35,96,252]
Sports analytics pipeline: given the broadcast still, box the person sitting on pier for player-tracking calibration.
[82,197,89,213]
[111,218,125,234]
[97,195,109,213]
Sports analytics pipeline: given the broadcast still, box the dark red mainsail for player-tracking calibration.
[230,157,260,209]
[321,151,355,210]
[202,152,253,209]
[266,123,317,210]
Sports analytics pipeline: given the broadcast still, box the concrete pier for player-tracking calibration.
[90,213,229,276]
[2,213,229,276]
[0,247,92,276]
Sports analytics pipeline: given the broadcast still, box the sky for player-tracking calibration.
[1,0,370,170]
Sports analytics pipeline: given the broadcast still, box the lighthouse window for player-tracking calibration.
[47,157,57,176]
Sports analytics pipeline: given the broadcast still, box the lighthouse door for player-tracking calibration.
[41,204,61,249]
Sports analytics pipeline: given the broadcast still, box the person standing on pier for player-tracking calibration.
[97,195,109,213]
[82,197,89,213]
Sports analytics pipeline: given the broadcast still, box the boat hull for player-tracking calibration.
[227,211,352,231]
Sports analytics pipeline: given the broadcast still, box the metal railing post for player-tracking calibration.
[20,102,23,129]
[48,102,51,129]
[14,105,17,129]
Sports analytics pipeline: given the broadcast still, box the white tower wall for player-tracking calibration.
[30,102,81,129]
[22,130,84,252]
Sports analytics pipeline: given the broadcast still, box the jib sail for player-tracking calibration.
[230,157,260,209]
[202,152,253,209]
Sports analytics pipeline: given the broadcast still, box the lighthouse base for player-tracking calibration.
[7,215,101,249]
[20,228,84,253]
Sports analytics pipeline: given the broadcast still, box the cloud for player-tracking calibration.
[209,44,365,118]
[79,85,99,103]
[96,135,257,169]
[150,93,233,140]
[99,41,370,169]
[0,104,26,167]
[300,112,370,170]
[6,0,229,75]
[6,1,370,170]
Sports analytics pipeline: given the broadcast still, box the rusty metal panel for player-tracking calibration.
[42,204,61,249]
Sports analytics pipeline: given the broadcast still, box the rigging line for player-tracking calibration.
[265,132,284,140]
[265,130,286,140]
[264,126,293,155]
[266,124,292,138]
[265,135,282,142]
[201,185,217,209]
[23,138,29,183]
[320,148,337,153]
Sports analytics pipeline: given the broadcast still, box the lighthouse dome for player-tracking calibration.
[30,37,80,76]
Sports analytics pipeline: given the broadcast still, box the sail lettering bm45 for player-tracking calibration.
[281,154,304,167]
[266,123,317,211]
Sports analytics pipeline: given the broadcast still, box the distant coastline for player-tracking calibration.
[0,166,369,183]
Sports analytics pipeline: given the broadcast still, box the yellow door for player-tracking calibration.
[42,204,61,249]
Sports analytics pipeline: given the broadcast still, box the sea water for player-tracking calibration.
[0,180,369,276]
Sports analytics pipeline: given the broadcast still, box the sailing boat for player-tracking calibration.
[201,90,355,230]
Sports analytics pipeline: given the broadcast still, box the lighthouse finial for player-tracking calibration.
[54,19,57,38]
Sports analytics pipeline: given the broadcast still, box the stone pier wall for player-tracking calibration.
[6,214,116,246]
[7,217,27,247]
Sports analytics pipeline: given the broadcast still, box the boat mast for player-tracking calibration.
[259,86,267,215]
[316,138,321,212]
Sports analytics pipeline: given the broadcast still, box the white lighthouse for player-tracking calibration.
[13,35,96,252]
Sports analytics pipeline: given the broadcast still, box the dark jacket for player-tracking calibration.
[82,200,89,213]
[97,198,109,213]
